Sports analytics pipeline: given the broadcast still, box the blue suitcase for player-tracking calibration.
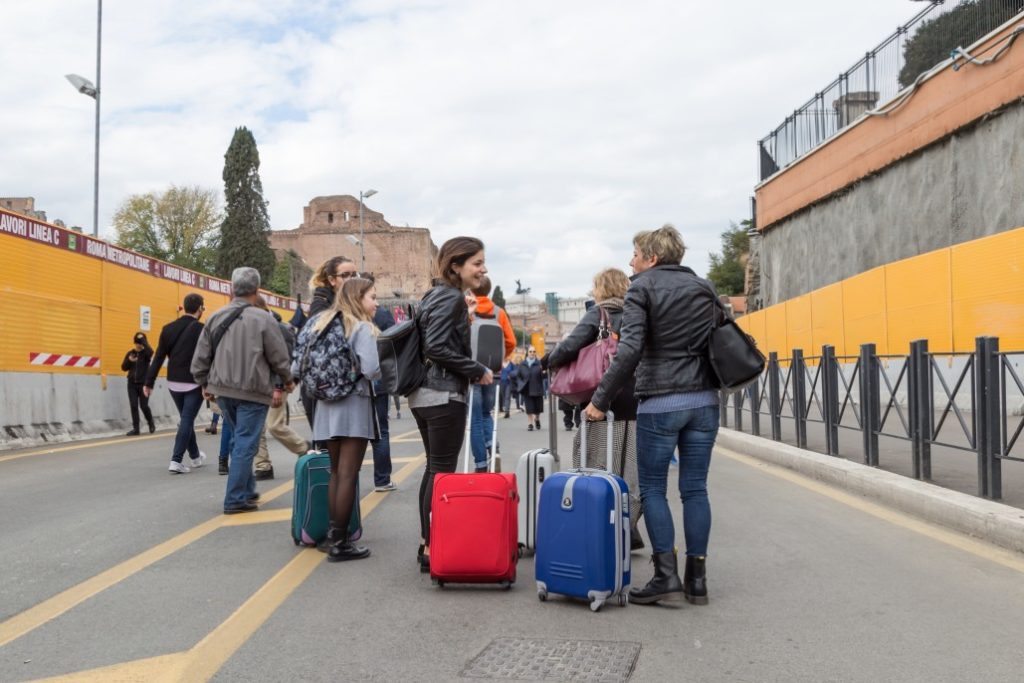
[535,412,630,611]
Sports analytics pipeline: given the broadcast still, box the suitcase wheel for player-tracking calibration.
[589,598,604,613]
[538,590,548,602]
[500,581,512,591]
[618,594,628,607]
[432,578,445,588]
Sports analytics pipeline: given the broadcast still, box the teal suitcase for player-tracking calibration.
[292,450,362,545]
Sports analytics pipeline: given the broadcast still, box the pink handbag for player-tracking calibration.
[549,307,618,405]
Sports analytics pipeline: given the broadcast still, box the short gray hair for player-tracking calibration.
[232,267,261,297]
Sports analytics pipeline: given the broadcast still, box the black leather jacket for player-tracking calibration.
[590,265,719,411]
[546,302,638,420]
[417,283,488,393]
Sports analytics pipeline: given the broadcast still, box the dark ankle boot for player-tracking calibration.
[628,550,683,605]
[327,537,371,563]
[317,524,342,553]
[683,555,708,605]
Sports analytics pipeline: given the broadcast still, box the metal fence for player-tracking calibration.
[720,337,1024,500]
[758,0,1024,181]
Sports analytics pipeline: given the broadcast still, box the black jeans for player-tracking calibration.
[412,400,467,544]
[127,382,154,431]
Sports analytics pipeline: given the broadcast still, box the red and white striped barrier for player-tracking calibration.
[29,352,100,368]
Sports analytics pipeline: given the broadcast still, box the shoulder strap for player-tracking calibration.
[166,316,199,358]
[210,304,251,359]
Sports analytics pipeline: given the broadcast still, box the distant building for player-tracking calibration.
[269,195,438,300]
[1,197,47,222]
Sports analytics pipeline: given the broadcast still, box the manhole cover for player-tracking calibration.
[461,638,641,681]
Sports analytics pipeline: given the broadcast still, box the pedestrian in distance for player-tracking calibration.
[469,275,516,472]
[191,267,295,514]
[250,296,310,481]
[293,276,382,561]
[409,237,494,572]
[584,224,721,606]
[122,332,156,436]
[302,256,359,446]
[144,293,208,474]
[517,347,546,431]
[499,358,516,418]
[546,267,645,551]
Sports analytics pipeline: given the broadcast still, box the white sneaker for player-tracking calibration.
[374,481,398,492]
[168,460,191,474]
[190,451,207,469]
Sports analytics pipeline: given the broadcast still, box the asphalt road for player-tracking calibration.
[2,402,1023,682]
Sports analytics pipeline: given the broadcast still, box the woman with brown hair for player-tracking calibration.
[301,276,382,562]
[410,236,494,571]
[544,267,644,550]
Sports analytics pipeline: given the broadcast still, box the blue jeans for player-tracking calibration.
[219,419,234,462]
[470,383,497,469]
[636,405,719,556]
[217,397,269,510]
[169,388,203,463]
[371,393,393,486]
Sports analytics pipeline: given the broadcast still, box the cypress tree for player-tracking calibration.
[217,126,276,282]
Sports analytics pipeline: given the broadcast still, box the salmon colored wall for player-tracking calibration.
[756,19,1024,230]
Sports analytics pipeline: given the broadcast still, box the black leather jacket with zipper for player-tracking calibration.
[590,265,720,411]
[416,283,488,394]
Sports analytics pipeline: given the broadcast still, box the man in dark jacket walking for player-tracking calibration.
[144,293,207,474]
[517,347,546,431]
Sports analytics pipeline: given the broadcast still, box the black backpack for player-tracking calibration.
[376,318,427,396]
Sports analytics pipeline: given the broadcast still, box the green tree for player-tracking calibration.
[217,126,275,282]
[112,185,220,274]
[267,254,292,296]
[899,0,1022,89]
[492,285,506,309]
[706,221,751,296]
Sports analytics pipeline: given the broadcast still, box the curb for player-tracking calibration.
[717,428,1024,554]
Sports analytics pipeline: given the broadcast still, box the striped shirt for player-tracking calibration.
[636,390,719,415]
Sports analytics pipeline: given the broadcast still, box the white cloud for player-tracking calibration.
[2,0,920,296]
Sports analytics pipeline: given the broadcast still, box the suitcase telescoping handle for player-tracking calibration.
[462,385,500,474]
[579,408,615,471]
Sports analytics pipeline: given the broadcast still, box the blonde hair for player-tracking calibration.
[592,268,629,301]
[312,276,378,337]
[633,224,686,265]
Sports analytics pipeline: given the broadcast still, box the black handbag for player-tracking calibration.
[707,296,765,392]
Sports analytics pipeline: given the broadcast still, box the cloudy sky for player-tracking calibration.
[2,0,920,297]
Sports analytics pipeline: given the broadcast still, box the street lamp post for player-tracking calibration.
[65,1,102,237]
[358,189,377,272]
[515,279,531,352]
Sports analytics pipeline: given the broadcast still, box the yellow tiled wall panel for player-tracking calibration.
[785,294,813,357]
[884,250,953,354]
[950,229,1024,350]
[764,304,788,357]
[842,267,889,355]
[810,283,846,357]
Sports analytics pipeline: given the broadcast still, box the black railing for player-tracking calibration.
[758,0,1024,181]
[721,336,1023,500]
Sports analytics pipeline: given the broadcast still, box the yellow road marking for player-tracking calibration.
[10,453,426,682]
[173,453,426,682]
[220,508,293,525]
[31,653,189,682]
[0,516,223,648]
[717,446,1024,574]
[0,432,173,464]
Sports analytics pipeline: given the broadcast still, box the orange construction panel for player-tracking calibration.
[951,227,1024,350]
[785,295,813,357]
[842,267,888,356]
[763,304,788,358]
[810,282,846,357]
[884,250,954,354]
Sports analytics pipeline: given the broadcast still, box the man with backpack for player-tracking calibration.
[144,293,207,474]
[191,267,294,514]
[469,276,516,471]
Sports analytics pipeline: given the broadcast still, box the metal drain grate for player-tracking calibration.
[461,638,641,681]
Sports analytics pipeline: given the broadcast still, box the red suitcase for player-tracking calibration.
[429,387,519,588]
